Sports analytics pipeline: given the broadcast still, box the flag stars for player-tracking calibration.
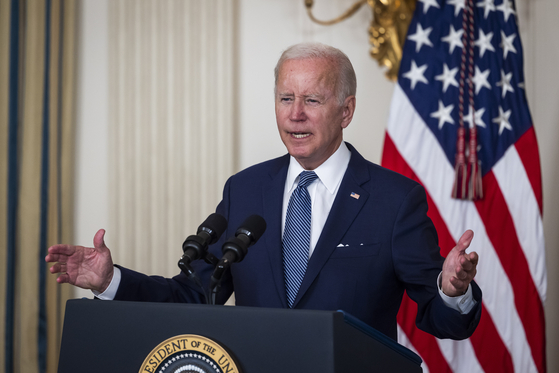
[419,0,440,13]
[442,25,464,54]
[408,24,434,52]
[492,106,513,135]
[435,64,459,92]
[464,106,487,128]
[447,0,465,17]
[496,0,516,22]
[476,0,496,19]
[472,66,491,94]
[431,100,455,129]
[403,60,429,89]
[475,29,495,58]
[500,31,518,59]
[496,70,514,98]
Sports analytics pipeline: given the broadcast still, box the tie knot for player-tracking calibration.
[297,171,318,189]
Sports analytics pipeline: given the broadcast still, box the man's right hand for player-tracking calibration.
[45,229,115,293]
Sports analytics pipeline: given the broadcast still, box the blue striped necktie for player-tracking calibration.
[282,170,318,308]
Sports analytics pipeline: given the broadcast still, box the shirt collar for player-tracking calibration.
[286,141,351,194]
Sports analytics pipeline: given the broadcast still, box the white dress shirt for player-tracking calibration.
[282,141,351,257]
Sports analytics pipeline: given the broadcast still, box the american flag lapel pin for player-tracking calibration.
[350,192,360,200]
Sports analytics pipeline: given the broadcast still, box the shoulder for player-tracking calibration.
[228,153,290,181]
[346,142,421,194]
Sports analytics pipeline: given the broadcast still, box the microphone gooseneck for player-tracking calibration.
[209,215,267,304]
[179,213,227,267]
[178,213,228,303]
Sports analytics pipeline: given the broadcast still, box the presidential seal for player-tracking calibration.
[139,334,241,373]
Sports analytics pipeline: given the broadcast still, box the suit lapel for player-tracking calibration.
[292,144,371,307]
[262,155,290,308]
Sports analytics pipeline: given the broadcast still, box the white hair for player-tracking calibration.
[274,42,357,105]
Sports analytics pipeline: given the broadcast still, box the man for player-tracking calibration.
[46,42,481,341]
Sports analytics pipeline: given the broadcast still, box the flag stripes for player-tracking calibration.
[493,137,546,295]
[383,81,545,372]
[436,338,480,372]
[514,128,542,213]
[397,296,453,372]
[468,306,514,372]
[475,170,545,372]
[384,132,516,373]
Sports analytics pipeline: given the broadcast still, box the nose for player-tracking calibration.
[289,99,307,122]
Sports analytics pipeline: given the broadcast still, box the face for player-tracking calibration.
[275,58,356,170]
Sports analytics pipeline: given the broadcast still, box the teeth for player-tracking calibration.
[292,133,310,139]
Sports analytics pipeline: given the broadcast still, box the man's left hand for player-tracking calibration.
[441,230,479,297]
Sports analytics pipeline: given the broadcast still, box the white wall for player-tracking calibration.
[74,0,559,369]
[520,0,559,369]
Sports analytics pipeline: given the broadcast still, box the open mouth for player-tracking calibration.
[291,132,311,139]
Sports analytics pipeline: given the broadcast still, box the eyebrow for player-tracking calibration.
[277,92,326,100]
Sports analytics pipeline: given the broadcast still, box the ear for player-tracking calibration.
[340,95,356,129]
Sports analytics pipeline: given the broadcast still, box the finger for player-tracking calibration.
[56,273,70,284]
[49,262,66,274]
[45,253,58,263]
[459,255,474,271]
[458,251,479,274]
[456,229,474,253]
[45,252,67,263]
[455,266,469,280]
[47,244,75,256]
[468,251,479,266]
[456,258,477,279]
[450,276,468,293]
[93,229,106,249]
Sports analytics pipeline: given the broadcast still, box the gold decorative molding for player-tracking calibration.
[304,0,416,81]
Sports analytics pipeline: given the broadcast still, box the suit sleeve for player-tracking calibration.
[391,184,482,340]
[114,266,206,303]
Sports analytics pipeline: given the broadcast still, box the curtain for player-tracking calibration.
[0,1,76,372]
[107,0,236,277]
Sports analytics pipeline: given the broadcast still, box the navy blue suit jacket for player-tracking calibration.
[115,143,481,340]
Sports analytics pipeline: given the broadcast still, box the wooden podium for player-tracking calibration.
[58,299,422,372]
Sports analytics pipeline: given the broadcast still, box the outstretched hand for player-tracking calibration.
[45,229,115,293]
[441,230,479,297]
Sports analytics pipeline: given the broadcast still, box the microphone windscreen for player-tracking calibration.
[197,213,228,245]
[236,214,267,243]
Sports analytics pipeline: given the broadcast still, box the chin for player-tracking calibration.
[286,147,311,160]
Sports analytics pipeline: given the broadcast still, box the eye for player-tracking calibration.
[280,97,293,103]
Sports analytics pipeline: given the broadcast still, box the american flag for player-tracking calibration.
[381,0,547,371]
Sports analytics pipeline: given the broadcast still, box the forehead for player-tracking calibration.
[276,58,338,94]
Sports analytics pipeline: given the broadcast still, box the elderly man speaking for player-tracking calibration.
[46,42,481,341]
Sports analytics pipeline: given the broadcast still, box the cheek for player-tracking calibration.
[275,109,289,126]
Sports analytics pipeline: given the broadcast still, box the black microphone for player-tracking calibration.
[219,214,266,265]
[209,215,267,300]
[178,213,227,272]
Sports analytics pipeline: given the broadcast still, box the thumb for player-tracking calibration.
[93,229,107,249]
[455,229,474,254]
